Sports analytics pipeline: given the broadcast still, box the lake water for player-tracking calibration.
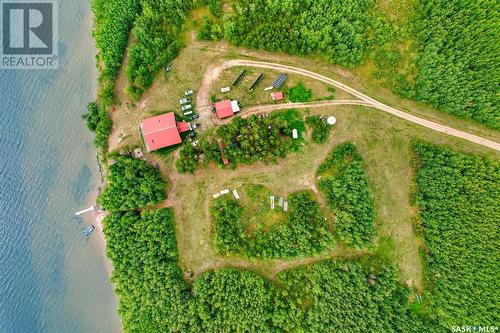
[0,1,121,332]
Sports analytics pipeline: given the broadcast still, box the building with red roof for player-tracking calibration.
[176,121,190,133]
[271,91,284,101]
[214,99,240,119]
[140,112,184,151]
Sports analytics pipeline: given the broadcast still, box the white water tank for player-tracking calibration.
[327,116,337,126]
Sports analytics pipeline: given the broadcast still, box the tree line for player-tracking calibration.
[414,142,500,328]
[317,142,377,248]
[105,206,433,332]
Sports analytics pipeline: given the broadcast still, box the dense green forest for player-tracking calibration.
[98,156,166,211]
[225,0,379,68]
[223,0,500,128]
[414,143,500,328]
[125,0,191,98]
[91,0,140,103]
[318,142,377,247]
[105,209,431,332]
[211,191,335,259]
[193,269,280,332]
[104,209,197,332]
[85,0,140,149]
[277,260,433,332]
[410,0,500,128]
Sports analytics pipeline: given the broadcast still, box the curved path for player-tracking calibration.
[197,60,500,151]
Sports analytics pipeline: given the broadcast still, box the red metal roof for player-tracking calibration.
[176,121,190,133]
[272,91,284,101]
[141,112,182,151]
[214,100,234,119]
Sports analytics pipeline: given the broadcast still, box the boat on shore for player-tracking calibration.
[81,225,95,238]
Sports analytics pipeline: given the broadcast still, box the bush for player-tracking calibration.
[306,115,331,143]
[194,269,279,332]
[225,0,378,68]
[288,82,312,102]
[197,16,224,41]
[82,101,100,131]
[176,145,198,174]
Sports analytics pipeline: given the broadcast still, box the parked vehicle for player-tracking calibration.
[192,140,200,147]
[183,111,193,116]
[192,123,201,129]
[181,104,192,111]
[188,131,196,137]
[190,114,200,121]
[184,90,194,96]
[179,98,190,104]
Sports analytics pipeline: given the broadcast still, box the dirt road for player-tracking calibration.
[197,60,500,151]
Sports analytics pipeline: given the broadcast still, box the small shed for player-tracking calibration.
[214,100,240,119]
[292,129,298,139]
[176,121,190,133]
[221,87,231,93]
[271,91,284,101]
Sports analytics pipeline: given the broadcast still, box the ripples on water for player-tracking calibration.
[0,1,120,332]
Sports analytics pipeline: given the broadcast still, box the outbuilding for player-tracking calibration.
[140,112,185,151]
[271,91,284,101]
[214,99,240,119]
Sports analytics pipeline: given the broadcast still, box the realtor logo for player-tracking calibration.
[1,0,58,69]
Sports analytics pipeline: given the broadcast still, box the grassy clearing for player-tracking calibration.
[106,26,499,289]
[240,184,288,234]
[170,104,498,288]
[208,66,354,107]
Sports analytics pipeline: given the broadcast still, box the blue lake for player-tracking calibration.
[0,1,121,332]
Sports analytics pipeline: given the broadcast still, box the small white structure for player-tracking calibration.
[220,189,230,195]
[183,111,193,116]
[264,86,274,91]
[221,87,231,93]
[292,129,298,139]
[230,100,240,113]
[327,116,337,126]
[270,196,275,209]
[213,193,221,199]
[133,148,143,158]
[283,201,288,212]
[279,197,284,207]
[232,190,240,200]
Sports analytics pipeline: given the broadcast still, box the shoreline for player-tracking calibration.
[81,153,113,277]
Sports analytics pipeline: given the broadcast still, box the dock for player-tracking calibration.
[75,206,95,216]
